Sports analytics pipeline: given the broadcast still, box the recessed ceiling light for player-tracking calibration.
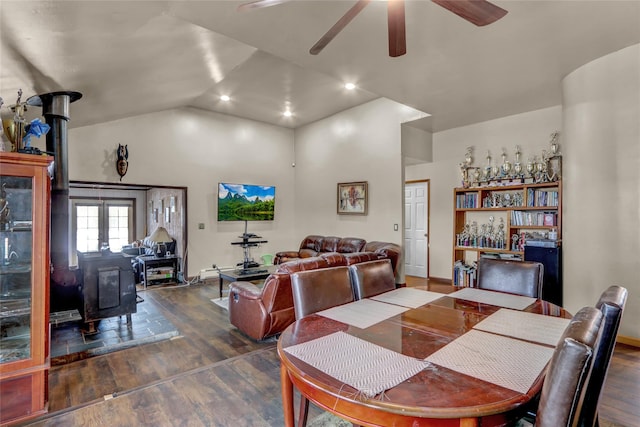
[344,82,356,90]
[283,110,293,117]
[220,95,230,102]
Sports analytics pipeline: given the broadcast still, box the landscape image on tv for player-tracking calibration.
[217,182,276,221]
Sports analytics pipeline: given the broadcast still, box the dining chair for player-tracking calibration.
[290,265,355,320]
[525,306,604,427]
[348,259,396,300]
[289,265,355,427]
[577,285,628,427]
[476,258,544,298]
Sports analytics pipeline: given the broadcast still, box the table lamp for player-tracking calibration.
[148,226,172,257]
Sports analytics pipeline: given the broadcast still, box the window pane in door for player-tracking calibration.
[76,205,99,252]
[108,205,129,252]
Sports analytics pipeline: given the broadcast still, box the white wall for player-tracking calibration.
[69,107,296,275]
[402,124,432,164]
[293,98,426,247]
[562,44,640,339]
[405,106,563,279]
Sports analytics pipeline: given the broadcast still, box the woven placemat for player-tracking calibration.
[448,287,536,310]
[425,329,554,394]
[284,331,428,397]
[317,299,408,329]
[370,288,445,308]
[473,308,571,346]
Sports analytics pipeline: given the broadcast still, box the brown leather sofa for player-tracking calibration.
[274,235,366,263]
[228,251,391,341]
[274,235,402,275]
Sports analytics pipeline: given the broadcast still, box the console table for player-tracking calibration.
[138,255,179,288]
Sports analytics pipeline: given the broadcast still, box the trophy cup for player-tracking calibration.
[535,155,547,183]
[545,131,562,182]
[525,157,536,184]
[501,148,512,181]
[0,89,28,152]
[513,146,523,182]
[482,151,492,183]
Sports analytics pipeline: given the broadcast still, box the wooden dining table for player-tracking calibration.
[277,286,572,427]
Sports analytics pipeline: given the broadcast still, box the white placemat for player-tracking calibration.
[370,288,445,308]
[473,308,571,347]
[425,329,554,394]
[284,331,428,397]
[317,299,409,329]
[447,287,536,310]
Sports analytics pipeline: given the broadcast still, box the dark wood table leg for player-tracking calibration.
[281,363,295,427]
[219,275,223,299]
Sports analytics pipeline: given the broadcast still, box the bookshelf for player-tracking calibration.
[452,181,562,286]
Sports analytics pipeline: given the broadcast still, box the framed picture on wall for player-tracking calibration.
[170,196,176,213]
[165,207,170,223]
[337,181,368,215]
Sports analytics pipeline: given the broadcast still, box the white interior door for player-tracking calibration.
[404,181,429,278]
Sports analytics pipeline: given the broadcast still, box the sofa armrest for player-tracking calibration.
[274,251,303,265]
[228,281,270,341]
[228,281,262,300]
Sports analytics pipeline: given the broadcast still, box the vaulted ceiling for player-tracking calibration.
[1,1,639,132]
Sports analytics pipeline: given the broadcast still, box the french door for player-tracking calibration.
[70,199,134,265]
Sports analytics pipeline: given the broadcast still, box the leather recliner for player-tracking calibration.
[228,255,346,341]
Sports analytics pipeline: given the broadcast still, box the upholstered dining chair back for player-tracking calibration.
[577,285,628,427]
[349,259,396,300]
[535,306,603,427]
[477,258,544,298]
[291,266,354,320]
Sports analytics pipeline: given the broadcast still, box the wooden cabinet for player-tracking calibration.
[0,152,52,426]
[452,181,561,286]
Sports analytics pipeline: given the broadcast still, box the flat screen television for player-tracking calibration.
[217,182,276,221]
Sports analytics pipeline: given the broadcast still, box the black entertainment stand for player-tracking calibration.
[231,223,268,271]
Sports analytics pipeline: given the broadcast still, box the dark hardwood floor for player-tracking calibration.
[18,277,640,426]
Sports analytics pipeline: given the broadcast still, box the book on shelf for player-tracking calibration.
[456,193,478,209]
[453,260,477,288]
[511,211,557,226]
[527,188,559,207]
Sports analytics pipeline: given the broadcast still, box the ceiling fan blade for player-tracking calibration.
[310,0,372,55]
[431,0,508,26]
[388,0,406,57]
[237,0,292,12]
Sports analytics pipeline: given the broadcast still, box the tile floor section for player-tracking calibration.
[50,295,179,365]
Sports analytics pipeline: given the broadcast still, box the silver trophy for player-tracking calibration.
[545,131,562,182]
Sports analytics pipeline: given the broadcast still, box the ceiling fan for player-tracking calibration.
[237,0,508,57]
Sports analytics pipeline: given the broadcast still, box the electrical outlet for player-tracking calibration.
[394,224,399,231]
[198,223,205,229]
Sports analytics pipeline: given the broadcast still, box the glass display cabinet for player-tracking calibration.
[0,152,52,425]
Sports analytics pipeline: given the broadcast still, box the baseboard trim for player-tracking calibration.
[617,335,640,348]
[428,276,452,285]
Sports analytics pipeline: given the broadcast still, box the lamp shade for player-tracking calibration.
[148,226,172,243]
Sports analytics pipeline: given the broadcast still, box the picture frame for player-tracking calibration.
[337,181,368,215]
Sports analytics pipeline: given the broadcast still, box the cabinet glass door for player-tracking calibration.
[0,176,33,363]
